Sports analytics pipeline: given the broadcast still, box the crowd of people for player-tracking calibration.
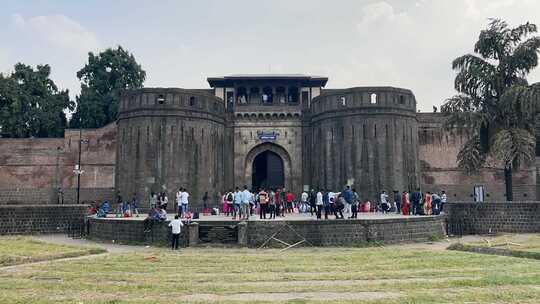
[87,185,447,250]
[219,186,448,220]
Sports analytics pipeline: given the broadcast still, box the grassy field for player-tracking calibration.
[463,234,540,253]
[0,237,105,267]
[1,239,539,304]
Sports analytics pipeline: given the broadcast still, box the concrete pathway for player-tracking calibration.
[32,234,152,253]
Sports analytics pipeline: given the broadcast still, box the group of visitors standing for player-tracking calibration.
[220,186,364,220]
[218,185,448,220]
[379,189,447,216]
[222,187,297,220]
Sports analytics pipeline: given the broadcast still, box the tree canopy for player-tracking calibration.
[441,19,540,201]
[70,46,146,128]
[0,63,73,138]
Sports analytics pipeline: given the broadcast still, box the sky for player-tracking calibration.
[1,0,540,111]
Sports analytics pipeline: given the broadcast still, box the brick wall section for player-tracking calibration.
[0,188,54,205]
[246,216,446,247]
[417,113,537,201]
[86,216,445,247]
[0,123,116,205]
[0,205,87,234]
[446,202,540,234]
[87,217,188,247]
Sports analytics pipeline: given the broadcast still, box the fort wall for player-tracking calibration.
[0,124,116,205]
[417,113,536,201]
[309,87,419,201]
[117,88,227,211]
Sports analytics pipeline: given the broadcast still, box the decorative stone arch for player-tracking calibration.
[244,142,293,191]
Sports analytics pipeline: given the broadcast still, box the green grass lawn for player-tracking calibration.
[0,242,539,303]
[463,234,540,253]
[0,237,105,267]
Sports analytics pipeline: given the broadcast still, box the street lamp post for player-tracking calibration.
[75,117,89,204]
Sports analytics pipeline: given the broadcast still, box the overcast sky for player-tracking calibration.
[1,0,540,111]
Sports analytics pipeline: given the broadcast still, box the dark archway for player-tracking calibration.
[252,150,284,190]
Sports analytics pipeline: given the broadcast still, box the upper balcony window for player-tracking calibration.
[262,87,273,104]
[288,87,299,103]
[276,87,286,103]
[236,87,247,104]
[249,87,260,104]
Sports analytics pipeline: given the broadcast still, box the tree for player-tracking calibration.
[70,46,146,128]
[0,63,73,138]
[441,19,540,201]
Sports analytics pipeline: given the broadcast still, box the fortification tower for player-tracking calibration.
[116,88,227,209]
[309,87,420,200]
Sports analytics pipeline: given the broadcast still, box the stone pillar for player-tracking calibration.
[237,221,248,246]
[188,222,199,246]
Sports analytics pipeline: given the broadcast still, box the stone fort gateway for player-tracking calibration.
[0,74,537,208]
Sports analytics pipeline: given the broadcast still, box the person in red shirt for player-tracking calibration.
[286,191,294,213]
[275,188,282,217]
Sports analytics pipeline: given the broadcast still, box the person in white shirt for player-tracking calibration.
[168,215,184,250]
[316,191,323,219]
[180,188,190,218]
[440,191,448,213]
[380,190,390,213]
[176,188,182,216]
[301,191,309,213]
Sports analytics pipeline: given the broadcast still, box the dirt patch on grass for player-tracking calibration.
[180,291,401,301]
[196,276,476,287]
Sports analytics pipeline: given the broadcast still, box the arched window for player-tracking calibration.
[276,87,286,103]
[370,93,377,104]
[288,87,299,103]
[236,87,247,104]
[262,87,273,104]
[189,96,196,106]
[249,87,260,104]
[399,95,405,105]
[156,94,165,104]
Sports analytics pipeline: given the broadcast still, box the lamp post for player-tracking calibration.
[75,117,89,204]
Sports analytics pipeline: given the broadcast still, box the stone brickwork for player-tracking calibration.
[0,188,54,205]
[418,113,536,201]
[86,216,445,247]
[0,205,87,234]
[1,74,539,210]
[0,123,116,205]
[116,88,227,212]
[309,87,420,201]
[446,202,540,234]
[247,216,446,247]
[87,217,189,247]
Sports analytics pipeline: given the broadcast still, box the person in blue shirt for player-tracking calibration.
[322,190,330,220]
[343,186,353,217]
[97,200,110,217]
[233,187,242,220]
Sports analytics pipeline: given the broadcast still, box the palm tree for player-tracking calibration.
[441,19,540,201]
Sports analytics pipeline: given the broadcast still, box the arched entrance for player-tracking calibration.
[244,143,292,191]
[252,150,284,190]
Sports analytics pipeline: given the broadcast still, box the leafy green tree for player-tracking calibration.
[70,46,146,128]
[442,19,540,201]
[0,63,73,138]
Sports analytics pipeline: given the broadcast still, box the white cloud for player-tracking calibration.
[12,14,100,54]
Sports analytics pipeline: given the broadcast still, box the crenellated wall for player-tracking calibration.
[309,87,420,201]
[1,84,538,208]
[116,88,228,210]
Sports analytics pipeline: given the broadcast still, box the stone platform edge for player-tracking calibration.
[87,215,447,248]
